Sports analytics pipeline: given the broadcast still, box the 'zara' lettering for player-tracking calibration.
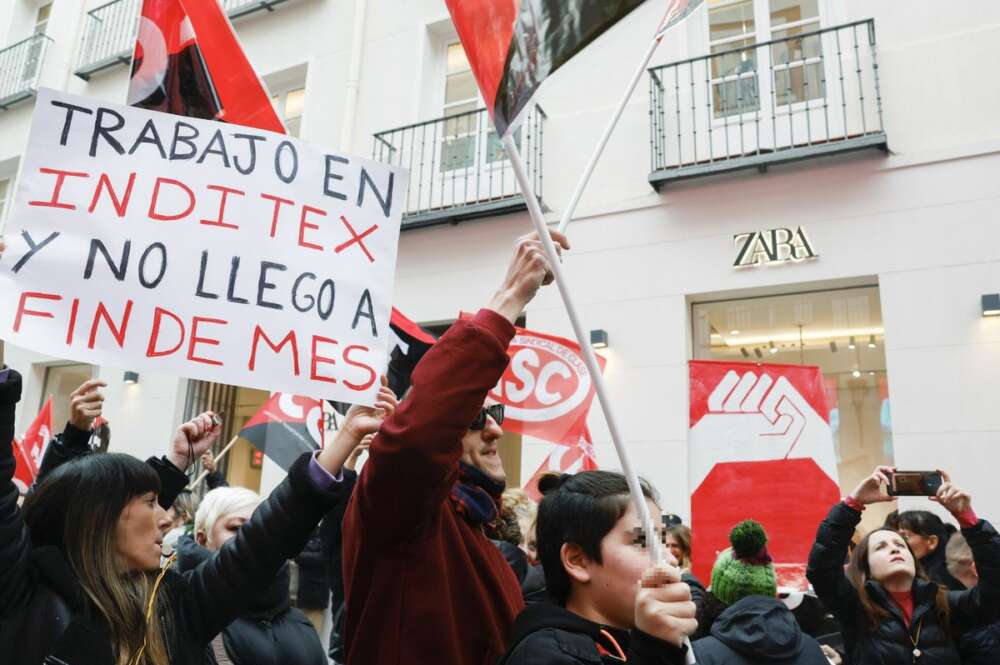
[733,227,818,268]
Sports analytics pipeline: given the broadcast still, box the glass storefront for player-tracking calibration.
[692,284,894,528]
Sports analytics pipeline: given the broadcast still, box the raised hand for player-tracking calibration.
[931,470,972,516]
[201,450,217,474]
[318,378,397,474]
[68,379,107,431]
[345,433,373,471]
[488,230,570,323]
[634,564,698,647]
[167,412,222,471]
[849,466,896,505]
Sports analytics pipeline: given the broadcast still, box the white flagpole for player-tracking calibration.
[500,133,662,565]
[556,34,664,236]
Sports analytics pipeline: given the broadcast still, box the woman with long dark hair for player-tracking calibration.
[0,366,392,665]
[897,509,965,589]
[807,465,1000,664]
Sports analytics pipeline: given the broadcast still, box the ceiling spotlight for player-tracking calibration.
[848,336,857,350]
[868,370,876,376]
[123,371,139,385]
[852,368,861,378]
[829,340,838,353]
[590,329,609,349]
[754,348,763,359]
[740,347,750,358]
[730,329,741,336]
[868,334,877,349]
[768,341,778,354]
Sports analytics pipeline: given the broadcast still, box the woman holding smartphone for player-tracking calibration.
[807,466,1000,664]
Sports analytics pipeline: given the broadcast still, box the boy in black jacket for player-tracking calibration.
[499,471,696,664]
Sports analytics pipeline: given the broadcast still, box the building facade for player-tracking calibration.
[1,0,999,527]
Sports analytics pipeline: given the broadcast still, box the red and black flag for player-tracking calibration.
[128,0,283,132]
[444,0,647,136]
[239,393,325,471]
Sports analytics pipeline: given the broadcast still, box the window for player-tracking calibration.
[769,0,823,105]
[692,285,894,529]
[0,180,9,222]
[708,0,824,117]
[441,42,479,172]
[41,363,95,433]
[708,0,760,118]
[271,87,305,137]
[34,3,52,35]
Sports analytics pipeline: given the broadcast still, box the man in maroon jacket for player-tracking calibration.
[341,230,569,665]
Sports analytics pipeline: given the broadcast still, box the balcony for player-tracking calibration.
[0,34,53,110]
[75,0,297,80]
[648,19,886,189]
[372,106,545,230]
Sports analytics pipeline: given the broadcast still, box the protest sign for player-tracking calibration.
[0,89,408,405]
[689,360,840,589]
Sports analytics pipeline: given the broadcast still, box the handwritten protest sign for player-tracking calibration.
[0,89,408,405]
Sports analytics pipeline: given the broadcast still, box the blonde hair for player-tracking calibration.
[503,488,537,549]
[194,487,261,548]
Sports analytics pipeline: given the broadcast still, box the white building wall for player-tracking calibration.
[1,1,998,520]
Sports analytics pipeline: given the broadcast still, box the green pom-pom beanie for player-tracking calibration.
[710,520,777,606]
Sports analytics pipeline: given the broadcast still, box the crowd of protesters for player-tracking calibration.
[1,233,999,665]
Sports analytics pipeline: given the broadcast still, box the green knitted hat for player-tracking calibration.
[710,520,777,606]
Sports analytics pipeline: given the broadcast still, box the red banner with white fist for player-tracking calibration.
[689,361,840,590]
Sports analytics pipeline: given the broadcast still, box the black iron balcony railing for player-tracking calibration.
[75,0,297,80]
[648,19,886,189]
[373,106,545,230]
[0,33,53,110]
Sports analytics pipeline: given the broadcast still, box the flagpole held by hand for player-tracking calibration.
[187,435,239,490]
[500,133,663,567]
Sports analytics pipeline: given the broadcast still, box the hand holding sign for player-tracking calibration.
[488,230,570,324]
[68,379,107,431]
[167,411,223,471]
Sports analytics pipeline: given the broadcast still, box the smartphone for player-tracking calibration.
[887,471,943,496]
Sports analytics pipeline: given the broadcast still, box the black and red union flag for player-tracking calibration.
[444,0,647,136]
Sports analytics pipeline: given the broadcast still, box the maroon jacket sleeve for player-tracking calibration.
[350,309,514,544]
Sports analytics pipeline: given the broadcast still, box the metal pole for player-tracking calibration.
[187,435,239,489]
[501,133,661,565]
[556,35,663,235]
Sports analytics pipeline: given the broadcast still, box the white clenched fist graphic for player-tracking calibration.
[690,369,837,492]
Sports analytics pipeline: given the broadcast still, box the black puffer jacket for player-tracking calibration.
[498,601,688,665]
[958,619,1000,665]
[807,501,1000,665]
[0,368,343,665]
[175,536,325,665]
[692,596,829,665]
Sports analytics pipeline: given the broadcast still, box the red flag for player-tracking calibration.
[488,325,606,446]
[523,426,598,501]
[239,393,325,471]
[13,398,53,492]
[128,0,283,132]
[445,0,646,135]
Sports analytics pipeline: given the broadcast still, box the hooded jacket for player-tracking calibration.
[0,368,345,665]
[498,601,688,665]
[692,596,829,665]
[807,501,1000,665]
[175,536,325,665]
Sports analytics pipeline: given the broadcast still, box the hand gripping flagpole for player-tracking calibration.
[556,0,699,236]
[500,133,663,566]
[187,435,239,490]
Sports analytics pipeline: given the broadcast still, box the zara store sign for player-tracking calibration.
[733,226,818,268]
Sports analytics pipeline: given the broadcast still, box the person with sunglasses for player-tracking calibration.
[340,230,569,665]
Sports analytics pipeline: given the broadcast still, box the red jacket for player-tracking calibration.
[342,309,524,665]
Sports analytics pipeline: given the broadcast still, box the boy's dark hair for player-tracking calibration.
[536,470,658,605]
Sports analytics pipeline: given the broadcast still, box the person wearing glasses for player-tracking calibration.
[340,230,570,665]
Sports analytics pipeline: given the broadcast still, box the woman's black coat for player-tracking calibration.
[807,501,1000,665]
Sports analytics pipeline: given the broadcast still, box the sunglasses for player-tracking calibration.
[470,403,505,431]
